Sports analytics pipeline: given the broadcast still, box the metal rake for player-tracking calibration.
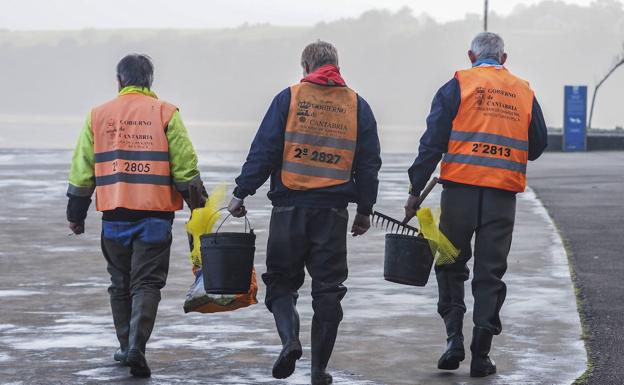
[371,211,419,235]
[370,176,439,236]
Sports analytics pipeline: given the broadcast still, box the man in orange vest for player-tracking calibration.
[66,54,205,378]
[228,40,381,385]
[404,32,547,377]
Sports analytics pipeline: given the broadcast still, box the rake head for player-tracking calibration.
[371,211,419,236]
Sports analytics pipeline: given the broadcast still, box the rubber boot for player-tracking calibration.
[310,317,338,385]
[437,308,465,370]
[470,327,497,377]
[110,296,131,366]
[126,292,160,378]
[271,296,302,379]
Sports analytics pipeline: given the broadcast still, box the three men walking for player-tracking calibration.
[67,32,545,383]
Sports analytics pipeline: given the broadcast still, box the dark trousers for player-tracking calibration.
[435,185,516,335]
[101,230,171,350]
[262,207,349,324]
[101,235,171,301]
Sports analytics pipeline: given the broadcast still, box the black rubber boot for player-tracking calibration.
[110,296,131,366]
[271,296,302,379]
[126,292,160,378]
[470,327,497,378]
[437,308,465,370]
[113,349,128,365]
[310,317,338,385]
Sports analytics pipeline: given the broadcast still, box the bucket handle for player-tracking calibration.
[210,207,254,235]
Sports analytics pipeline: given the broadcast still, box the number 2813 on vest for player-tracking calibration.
[471,143,512,158]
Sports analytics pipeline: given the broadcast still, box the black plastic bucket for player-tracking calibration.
[200,214,255,294]
[384,233,434,287]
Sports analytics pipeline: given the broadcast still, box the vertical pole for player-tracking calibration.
[587,59,624,130]
[588,85,598,130]
[484,0,489,31]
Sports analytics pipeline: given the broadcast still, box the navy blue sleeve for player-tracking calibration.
[353,96,382,216]
[234,88,290,199]
[66,194,92,223]
[407,77,460,196]
[528,96,548,161]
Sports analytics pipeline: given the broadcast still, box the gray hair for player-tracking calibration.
[116,54,154,88]
[470,32,505,62]
[300,40,339,72]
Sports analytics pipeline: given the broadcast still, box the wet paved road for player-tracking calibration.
[0,150,586,385]
[529,151,624,385]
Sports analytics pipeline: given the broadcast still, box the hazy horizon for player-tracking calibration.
[0,0,608,30]
[1,0,623,152]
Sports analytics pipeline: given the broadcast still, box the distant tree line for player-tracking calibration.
[1,0,623,129]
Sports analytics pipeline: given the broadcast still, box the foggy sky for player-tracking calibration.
[0,0,623,151]
[0,0,605,30]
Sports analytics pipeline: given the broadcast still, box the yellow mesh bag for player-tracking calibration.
[417,207,460,266]
[186,184,227,267]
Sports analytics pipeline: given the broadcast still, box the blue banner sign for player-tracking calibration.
[563,85,587,151]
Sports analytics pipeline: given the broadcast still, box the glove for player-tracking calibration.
[227,196,247,218]
[69,221,85,235]
[403,194,421,224]
[351,213,371,237]
[186,179,208,210]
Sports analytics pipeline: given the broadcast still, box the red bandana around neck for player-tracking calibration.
[301,64,346,87]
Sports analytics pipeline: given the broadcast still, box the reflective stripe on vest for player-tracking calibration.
[95,173,174,186]
[449,131,528,151]
[282,160,353,180]
[440,66,534,192]
[281,82,358,190]
[91,93,183,212]
[443,153,527,173]
[94,150,170,162]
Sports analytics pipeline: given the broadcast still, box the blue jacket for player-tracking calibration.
[408,66,548,196]
[234,86,382,215]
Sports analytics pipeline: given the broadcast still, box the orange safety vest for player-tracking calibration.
[440,66,534,192]
[281,82,358,190]
[91,93,183,212]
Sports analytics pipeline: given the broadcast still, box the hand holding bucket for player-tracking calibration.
[384,177,439,287]
[200,208,256,294]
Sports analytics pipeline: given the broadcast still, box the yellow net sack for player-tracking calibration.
[417,207,460,266]
[183,184,258,314]
[186,184,226,267]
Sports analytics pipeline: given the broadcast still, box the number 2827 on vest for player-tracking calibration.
[293,147,342,165]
